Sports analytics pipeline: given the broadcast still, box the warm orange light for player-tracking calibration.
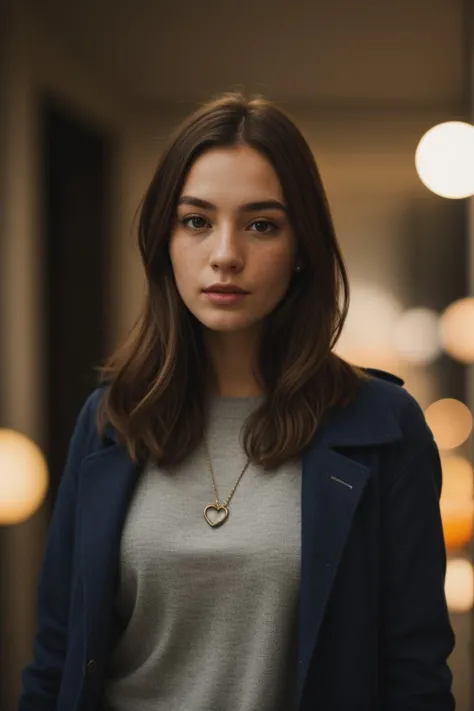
[0,429,49,524]
[440,298,474,363]
[440,455,474,551]
[441,500,473,550]
[425,399,473,450]
[445,559,474,613]
[441,454,474,499]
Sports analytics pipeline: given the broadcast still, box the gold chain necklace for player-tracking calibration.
[203,439,251,528]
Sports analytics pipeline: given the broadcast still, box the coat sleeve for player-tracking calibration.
[380,411,456,711]
[18,393,100,711]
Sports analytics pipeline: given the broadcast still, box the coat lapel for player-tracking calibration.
[78,445,139,657]
[294,375,404,708]
[295,446,370,706]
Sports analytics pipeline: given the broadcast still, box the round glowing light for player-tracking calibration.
[415,121,474,199]
[440,298,474,363]
[445,558,474,613]
[334,283,402,368]
[440,455,474,551]
[424,398,473,450]
[441,500,473,551]
[441,454,474,500]
[393,308,441,365]
[0,429,49,525]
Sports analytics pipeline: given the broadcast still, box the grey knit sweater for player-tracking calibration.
[103,395,302,711]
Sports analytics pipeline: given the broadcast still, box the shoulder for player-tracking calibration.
[357,370,444,500]
[316,365,434,459]
[77,385,107,424]
[358,367,434,455]
[70,385,109,456]
[362,367,426,423]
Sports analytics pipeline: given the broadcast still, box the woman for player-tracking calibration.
[19,93,455,711]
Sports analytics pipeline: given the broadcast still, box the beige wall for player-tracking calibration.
[1,4,47,707]
[0,2,129,708]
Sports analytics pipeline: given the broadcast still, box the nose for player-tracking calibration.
[209,225,244,273]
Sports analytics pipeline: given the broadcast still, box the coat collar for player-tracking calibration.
[316,368,404,448]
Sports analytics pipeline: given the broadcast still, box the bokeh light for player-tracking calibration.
[415,121,474,199]
[334,282,402,369]
[393,308,441,365]
[440,455,474,551]
[441,454,474,499]
[0,429,49,525]
[441,500,474,551]
[424,398,473,450]
[440,297,474,363]
[445,558,474,613]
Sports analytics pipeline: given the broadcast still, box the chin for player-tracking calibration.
[198,313,260,333]
[203,320,255,333]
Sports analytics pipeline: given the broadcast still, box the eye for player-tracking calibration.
[249,219,278,234]
[182,215,209,231]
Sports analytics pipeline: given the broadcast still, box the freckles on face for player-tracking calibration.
[168,145,297,333]
[170,237,200,287]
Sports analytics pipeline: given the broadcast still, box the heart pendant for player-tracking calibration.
[204,504,229,528]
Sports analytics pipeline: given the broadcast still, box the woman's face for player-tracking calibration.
[169,145,296,336]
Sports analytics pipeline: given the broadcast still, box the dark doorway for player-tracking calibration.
[41,97,111,506]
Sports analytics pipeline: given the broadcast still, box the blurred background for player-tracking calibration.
[1,0,474,708]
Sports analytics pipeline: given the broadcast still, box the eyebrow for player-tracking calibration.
[178,195,288,214]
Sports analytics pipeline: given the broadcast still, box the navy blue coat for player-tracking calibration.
[19,370,455,711]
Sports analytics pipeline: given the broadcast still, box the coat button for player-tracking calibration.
[85,659,98,675]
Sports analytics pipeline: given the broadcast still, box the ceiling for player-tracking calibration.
[37,0,468,108]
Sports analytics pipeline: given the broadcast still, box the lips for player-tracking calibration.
[203,285,249,294]
[203,289,249,305]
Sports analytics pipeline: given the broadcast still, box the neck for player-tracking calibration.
[205,329,263,398]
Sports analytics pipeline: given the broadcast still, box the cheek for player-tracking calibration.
[257,247,294,289]
[170,240,193,282]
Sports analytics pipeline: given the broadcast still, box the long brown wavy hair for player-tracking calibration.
[98,92,365,470]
